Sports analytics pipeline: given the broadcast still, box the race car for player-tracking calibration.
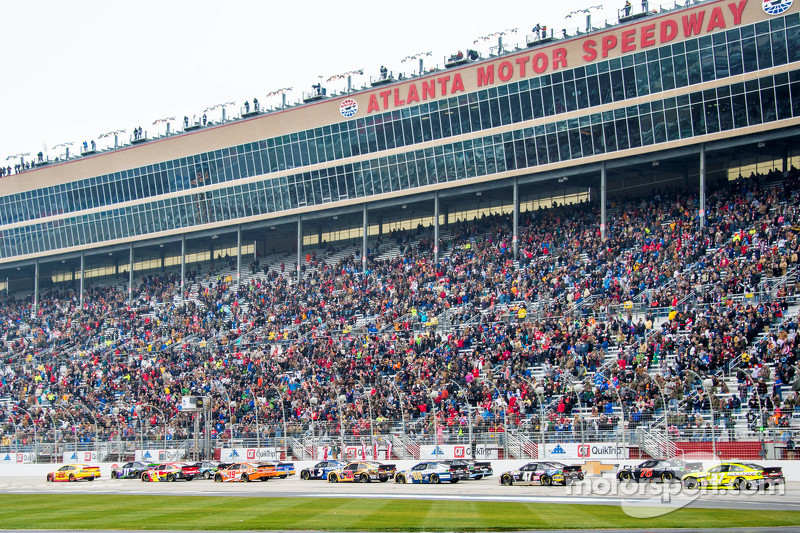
[141,462,199,482]
[111,461,150,479]
[257,460,295,478]
[617,459,702,484]
[441,459,493,479]
[197,460,228,479]
[46,464,101,482]
[300,460,347,480]
[499,461,584,486]
[682,462,785,490]
[394,461,469,484]
[213,462,283,482]
[327,461,397,483]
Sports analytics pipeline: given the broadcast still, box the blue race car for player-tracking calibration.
[258,460,295,478]
[300,460,348,480]
[394,461,470,484]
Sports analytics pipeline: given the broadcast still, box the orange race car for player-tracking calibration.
[213,462,283,482]
[46,464,101,482]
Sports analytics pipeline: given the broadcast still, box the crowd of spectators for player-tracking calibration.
[2,167,800,454]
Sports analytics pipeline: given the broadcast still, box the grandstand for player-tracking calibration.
[2,0,800,464]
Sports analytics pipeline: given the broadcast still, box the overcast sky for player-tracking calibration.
[0,0,665,162]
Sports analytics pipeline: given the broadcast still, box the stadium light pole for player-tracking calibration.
[355,382,375,440]
[336,394,347,451]
[74,401,100,454]
[447,380,472,450]
[212,380,235,442]
[134,403,168,459]
[702,378,717,459]
[50,405,78,454]
[388,382,407,442]
[38,407,59,461]
[415,380,439,443]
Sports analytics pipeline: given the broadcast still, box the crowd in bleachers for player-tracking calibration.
[2,167,800,451]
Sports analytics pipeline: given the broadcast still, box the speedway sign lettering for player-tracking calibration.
[544,442,627,459]
[419,444,472,460]
[362,0,760,114]
[219,447,280,462]
[0,452,34,463]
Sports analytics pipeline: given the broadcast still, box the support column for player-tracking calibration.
[32,260,39,318]
[512,178,519,261]
[434,193,440,264]
[180,235,186,303]
[79,252,85,310]
[699,144,706,228]
[362,204,368,273]
[128,243,134,303]
[296,217,303,282]
[160,248,165,272]
[236,225,242,287]
[600,163,607,242]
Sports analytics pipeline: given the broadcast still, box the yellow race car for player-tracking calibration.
[682,462,784,490]
[327,461,396,483]
[46,464,101,482]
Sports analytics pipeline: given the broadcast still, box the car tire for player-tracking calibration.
[396,474,406,484]
[242,474,250,482]
[301,470,310,480]
[661,472,673,483]
[360,473,370,483]
[474,474,483,480]
[214,474,223,482]
[733,478,746,490]
[68,474,75,482]
[87,477,94,481]
[203,471,211,479]
[541,475,552,486]
[329,473,338,483]
[46,474,53,482]
[141,473,149,482]
[166,473,175,482]
[619,471,632,483]
[430,473,440,484]
[684,477,699,490]
[186,476,194,481]
[501,474,513,486]
[279,474,287,479]
[449,478,459,484]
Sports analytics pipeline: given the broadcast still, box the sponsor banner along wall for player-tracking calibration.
[543,442,628,460]
[219,447,280,462]
[474,444,500,460]
[419,444,472,460]
[62,451,98,463]
[134,449,183,462]
[0,452,35,463]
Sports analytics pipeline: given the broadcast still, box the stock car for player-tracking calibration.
[327,461,397,483]
[300,460,347,480]
[214,462,283,482]
[258,460,295,478]
[499,461,584,486]
[111,461,150,479]
[394,461,470,484]
[441,459,493,479]
[617,459,702,483]
[46,464,101,482]
[682,462,785,490]
[197,460,228,479]
[141,462,199,482]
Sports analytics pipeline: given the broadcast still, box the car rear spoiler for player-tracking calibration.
[762,467,783,476]
[562,465,582,472]
[379,464,397,471]
[473,462,492,467]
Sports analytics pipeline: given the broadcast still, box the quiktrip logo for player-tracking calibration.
[763,0,793,15]
[340,99,358,118]
[577,445,591,458]
[247,450,256,460]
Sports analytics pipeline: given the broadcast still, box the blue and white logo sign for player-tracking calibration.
[763,0,793,15]
[340,99,358,118]
[551,444,566,454]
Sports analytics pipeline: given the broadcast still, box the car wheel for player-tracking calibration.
[501,474,513,486]
[141,473,149,482]
[279,474,287,479]
[203,471,211,479]
[186,476,194,481]
[449,478,459,484]
[541,475,552,486]
[87,477,94,481]
[166,473,175,482]
[214,474,223,482]
[396,474,406,484]
[619,471,632,483]
[242,474,250,482]
[46,474,53,482]
[329,473,338,483]
[733,478,746,490]
[430,473,440,484]
[474,474,483,480]
[684,477,699,490]
[359,473,370,483]
[661,472,673,483]
[68,474,76,482]
[301,470,310,480]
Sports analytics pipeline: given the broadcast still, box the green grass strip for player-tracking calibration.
[0,494,798,530]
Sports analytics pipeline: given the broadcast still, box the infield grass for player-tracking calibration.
[0,495,799,530]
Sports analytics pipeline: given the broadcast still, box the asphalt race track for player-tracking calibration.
[0,476,798,512]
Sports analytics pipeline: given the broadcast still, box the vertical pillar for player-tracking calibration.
[296,216,303,282]
[782,149,789,173]
[512,178,519,261]
[600,163,607,242]
[33,260,39,318]
[160,248,165,272]
[180,235,186,302]
[699,144,706,228]
[128,243,134,303]
[236,225,242,287]
[79,252,85,310]
[378,216,383,238]
[362,205,368,273]
[434,193,440,264]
